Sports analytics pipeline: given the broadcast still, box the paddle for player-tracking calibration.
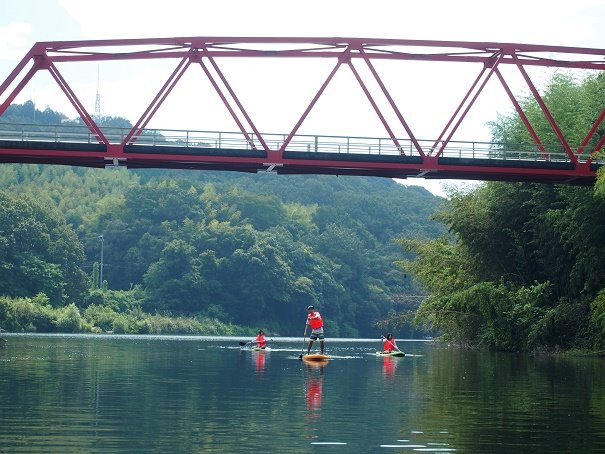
[298,325,308,360]
[381,335,404,354]
[239,340,257,347]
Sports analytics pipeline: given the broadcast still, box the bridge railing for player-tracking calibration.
[285,134,423,156]
[127,129,417,156]
[438,142,573,163]
[0,122,597,164]
[0,123,101,144]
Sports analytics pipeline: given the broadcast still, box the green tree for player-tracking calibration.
[403,71,605,350]
[0,102,446,336]
[143,239,201,313]
[0,191,89,305]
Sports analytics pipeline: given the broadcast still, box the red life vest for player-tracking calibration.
[255,334,266,348]
[307,311,324,330]
[383,338,397,351]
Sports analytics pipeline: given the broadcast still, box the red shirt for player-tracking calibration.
[255,334,266,348]
[307,311,323,330]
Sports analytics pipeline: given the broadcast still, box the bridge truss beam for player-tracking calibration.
[0,37,603,183]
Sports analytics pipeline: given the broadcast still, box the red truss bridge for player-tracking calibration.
[0,37,603,184]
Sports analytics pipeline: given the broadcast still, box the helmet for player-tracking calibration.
[307,305,315,310]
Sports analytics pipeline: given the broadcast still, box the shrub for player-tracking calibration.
[111,314,129,334]
[0,294,56,332]
[54,304,84,333]
[84,304,119,332]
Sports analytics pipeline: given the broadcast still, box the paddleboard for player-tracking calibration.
[303,353,329,362]
[375,351,405,357]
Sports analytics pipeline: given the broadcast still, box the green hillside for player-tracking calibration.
[0,102,444,337]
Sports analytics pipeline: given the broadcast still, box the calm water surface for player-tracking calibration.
[0,334,604,453]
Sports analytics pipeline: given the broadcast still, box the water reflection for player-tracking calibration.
[303,360,325,443]
[251,350,268,375]
[304,362,325,413]
[1,336,605,453]
[382,356,397,379]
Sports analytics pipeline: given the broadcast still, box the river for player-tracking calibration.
[0,334,604,453]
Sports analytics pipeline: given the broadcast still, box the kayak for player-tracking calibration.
[241,347,271,352]
[303,353,329,362]
[375,351,405,357]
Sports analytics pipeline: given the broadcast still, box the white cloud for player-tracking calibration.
[54,0,604,48]
[0,22,32,60]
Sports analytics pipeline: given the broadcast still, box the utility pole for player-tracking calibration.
[99,234,104,288]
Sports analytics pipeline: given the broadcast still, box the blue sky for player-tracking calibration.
[1,0,603,196]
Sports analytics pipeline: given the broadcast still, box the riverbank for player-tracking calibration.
[0,294,252,336]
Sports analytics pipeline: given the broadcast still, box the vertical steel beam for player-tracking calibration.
[202,48,267,151]
[512,54,576,164]
[347,59,404,154]
[123,57,190,145]
[46,60,108,145]
[279,47,352,154]
[0,61,40,117]
[494,68,549,159]
[580,108,605,164]
[360,48,425,157]
[0,45,40,106]
[431,66,488,155]
[435,53,503,158]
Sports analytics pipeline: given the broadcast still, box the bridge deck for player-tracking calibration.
[0,123,599,184]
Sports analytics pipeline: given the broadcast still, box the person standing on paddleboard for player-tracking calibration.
[306,305,325,355]
[255,330,267,349]
[383,333,397,352]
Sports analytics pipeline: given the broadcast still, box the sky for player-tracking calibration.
[0,0,604,197]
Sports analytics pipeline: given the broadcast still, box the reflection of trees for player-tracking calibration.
[407,348,605,452]
[4,339,605,451]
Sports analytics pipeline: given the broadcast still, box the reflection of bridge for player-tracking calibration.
[0,37,604,184]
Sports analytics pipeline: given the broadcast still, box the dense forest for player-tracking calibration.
[398,71,605,352]
[2,70,603,351]
[0,102,444,337]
